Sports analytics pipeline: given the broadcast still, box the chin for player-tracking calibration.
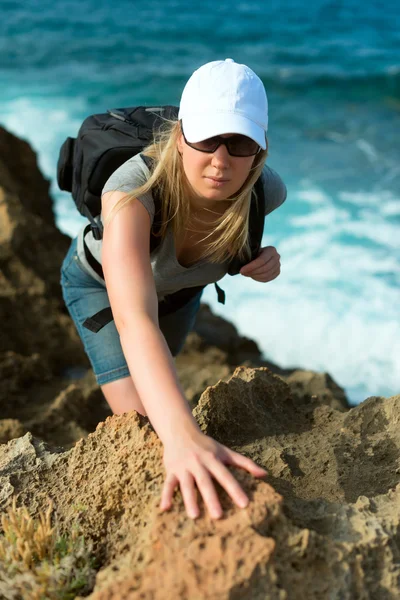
[199,185,231,198]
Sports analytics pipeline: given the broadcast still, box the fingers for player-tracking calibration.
[250,265,280,282]
[160,469,222,520]
[190,453,267,518]
[180,471,201,519]
[261,250,280,267]
[249,263,280,277]
[224,448,268,478]
[160,473,178,511]
[192,464,223,520]
[160,449,268,521]
[242,258,281,281]
[206,459,249,509]
[240,247,280,276]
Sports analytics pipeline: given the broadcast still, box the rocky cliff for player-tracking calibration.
[0,124,398,599]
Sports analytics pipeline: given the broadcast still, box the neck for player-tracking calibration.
[189,199,231,215]
[189,188,232,214]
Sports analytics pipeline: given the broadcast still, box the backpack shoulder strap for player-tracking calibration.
[249,175,266,257]
[139,154,164,254]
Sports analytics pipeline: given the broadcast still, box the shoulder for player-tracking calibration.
[260,164,287,215]
[101,153,155,224]
[102,154,151,196]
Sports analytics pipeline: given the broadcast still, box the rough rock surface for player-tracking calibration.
[0,125,399,598]
[0,126,90,372]
[0,370,399,599]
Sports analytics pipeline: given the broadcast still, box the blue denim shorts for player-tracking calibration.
[60,236,203,386]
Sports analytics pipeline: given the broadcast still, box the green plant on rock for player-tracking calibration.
[0,495,98,600]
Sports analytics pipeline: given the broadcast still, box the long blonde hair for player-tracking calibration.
[103,118,268,264]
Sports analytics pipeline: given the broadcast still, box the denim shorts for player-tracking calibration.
[60,236,203,386]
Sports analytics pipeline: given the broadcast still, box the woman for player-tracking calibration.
[60,58,287,521]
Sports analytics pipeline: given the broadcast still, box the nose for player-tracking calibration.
[211,143,230,168]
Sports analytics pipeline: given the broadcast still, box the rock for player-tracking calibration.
[0,419,25,445]
[0,126,398,599]
[0,125,90,374]
[0,351,52,408]
[0,432,65,509]
[285,370,349,411]
[0,368,398,599]
[176,322,350,411]
[0,126,55,226]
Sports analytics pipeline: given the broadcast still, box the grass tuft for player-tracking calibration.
[0,495,98,600]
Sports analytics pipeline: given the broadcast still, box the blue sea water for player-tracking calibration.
[1,0,399,405]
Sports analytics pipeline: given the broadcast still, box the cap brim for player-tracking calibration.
[182,113,267,150]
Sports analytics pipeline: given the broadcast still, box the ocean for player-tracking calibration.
[1,0,399,405]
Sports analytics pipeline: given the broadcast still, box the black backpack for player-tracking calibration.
[57,105,265,333]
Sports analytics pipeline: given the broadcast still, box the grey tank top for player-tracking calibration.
[76,154,287,301]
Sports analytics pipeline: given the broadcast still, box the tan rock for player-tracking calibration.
[0,125,398,599]
[0,368,399,598]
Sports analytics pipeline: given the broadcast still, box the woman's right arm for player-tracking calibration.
[101,191,267,519]
[101,191,199,443]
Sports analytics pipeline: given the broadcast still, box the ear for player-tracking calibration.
[177,133,184,155]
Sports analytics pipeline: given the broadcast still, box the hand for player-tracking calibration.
[159,429,267,520]
[240,246,281,282]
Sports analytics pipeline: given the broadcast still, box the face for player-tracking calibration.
[177,132,257,211]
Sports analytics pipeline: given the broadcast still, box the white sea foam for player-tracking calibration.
[381,200,400,217]
[204,266,399,406]
[290,205,350,227]
[339,189,394,208]
[297,185,331,205]
[203,181,400,405]
[2,97,85,176]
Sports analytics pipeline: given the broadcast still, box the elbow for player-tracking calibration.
[114,305,159,337]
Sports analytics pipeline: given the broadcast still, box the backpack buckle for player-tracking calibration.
[91,224,103,240]
[82,198,104,240]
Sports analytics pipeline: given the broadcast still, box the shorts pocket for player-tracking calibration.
[61,248,98,289]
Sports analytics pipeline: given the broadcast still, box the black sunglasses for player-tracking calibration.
[180,122,261,157]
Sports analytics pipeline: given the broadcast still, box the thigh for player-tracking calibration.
[60,237,130,386]
[60,238,203,381]
[159,290,203,356]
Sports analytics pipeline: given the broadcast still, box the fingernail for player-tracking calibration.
[239,498,248,508]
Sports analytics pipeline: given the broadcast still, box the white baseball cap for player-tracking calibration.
[178,58,268,150]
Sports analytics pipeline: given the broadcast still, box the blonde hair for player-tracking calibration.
[103,118,268,264]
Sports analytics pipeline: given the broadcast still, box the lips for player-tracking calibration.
[207,177,229,182]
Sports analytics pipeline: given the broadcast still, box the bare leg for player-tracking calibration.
[101,376,147,416]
